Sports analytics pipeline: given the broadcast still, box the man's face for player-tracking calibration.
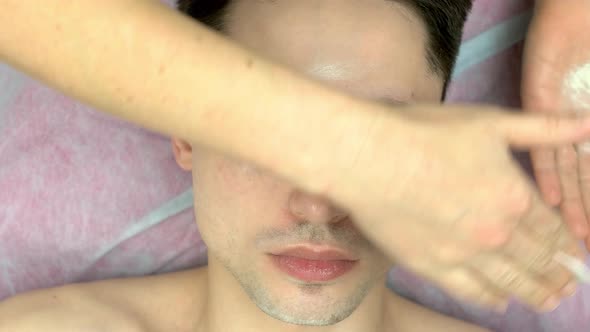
[176,0,444,326]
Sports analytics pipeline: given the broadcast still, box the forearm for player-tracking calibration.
[0,0,409,195]
[0,0,278,139]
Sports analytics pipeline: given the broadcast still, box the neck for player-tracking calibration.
[198,255,390,332]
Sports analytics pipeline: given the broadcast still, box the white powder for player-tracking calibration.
[308,63,353,81]
[563,63,590,152]
[563,62,590,110]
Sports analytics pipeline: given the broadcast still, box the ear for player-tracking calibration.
[171,138,193,171]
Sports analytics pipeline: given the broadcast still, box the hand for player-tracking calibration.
[522,0,590,248]
[328,104,590,312]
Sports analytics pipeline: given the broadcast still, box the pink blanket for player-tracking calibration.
[1,0,587,330]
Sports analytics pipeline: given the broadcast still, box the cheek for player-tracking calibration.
[216,159,262,195]
[214,158,290,207]
[193,156,263,206]
[193,158,290,242]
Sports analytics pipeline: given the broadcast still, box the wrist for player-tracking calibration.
[253,76,412,205]
[240,73,371,195]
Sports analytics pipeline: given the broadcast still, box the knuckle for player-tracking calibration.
[557,147,578,169]
[499,181,533,218]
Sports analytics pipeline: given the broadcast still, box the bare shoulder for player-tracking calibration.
[0,282,145,332]
[386,291,491,332]
[0,268,207,332]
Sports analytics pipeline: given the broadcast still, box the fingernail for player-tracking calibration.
[541,296,561,312]
[562,281,578,297]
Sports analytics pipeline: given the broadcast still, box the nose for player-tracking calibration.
[288,189,347,224]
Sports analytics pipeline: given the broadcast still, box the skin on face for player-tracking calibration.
[174,0,444,326]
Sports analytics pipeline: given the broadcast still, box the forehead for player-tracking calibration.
[225,0,443,102]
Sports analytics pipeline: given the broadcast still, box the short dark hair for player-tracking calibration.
[177,0,472,87]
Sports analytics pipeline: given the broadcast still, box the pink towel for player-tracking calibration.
[1,0,588,331]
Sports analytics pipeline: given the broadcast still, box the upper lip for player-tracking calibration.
[270,245,358,261]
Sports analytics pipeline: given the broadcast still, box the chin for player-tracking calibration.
[256,298,358,327]
[243,274,376,326]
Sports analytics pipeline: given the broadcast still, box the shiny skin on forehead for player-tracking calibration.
[226,0,442,101]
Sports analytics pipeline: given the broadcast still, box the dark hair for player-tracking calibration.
[177,0,230,30]
[398,0,472,88]
[177,0,472,87]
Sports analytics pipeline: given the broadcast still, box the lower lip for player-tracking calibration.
[270,255,357,282]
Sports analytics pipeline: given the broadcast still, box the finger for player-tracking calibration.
[556,145,590,238]
[519,194,585,251]
[436,267,509,312]
[518,192,584,258]
[577,146,590,241]
[530,148,562,206]
[493,113,590,149]
[519,192,564,240]
[501,226,575,296]
[457,175,532,250]
[470,254,560,312]
[512,192,583,297]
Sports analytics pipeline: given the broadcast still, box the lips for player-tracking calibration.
[269,245,358,282]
